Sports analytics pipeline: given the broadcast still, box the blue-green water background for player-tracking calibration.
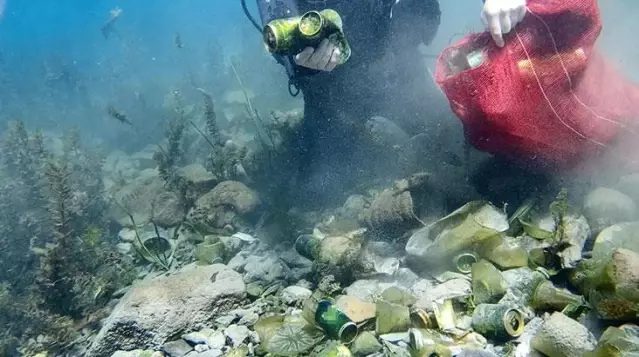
[0,0,637,152]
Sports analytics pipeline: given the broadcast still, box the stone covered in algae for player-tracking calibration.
[570,248,639,321]
[531,312,597,357]
[585,324,639,357]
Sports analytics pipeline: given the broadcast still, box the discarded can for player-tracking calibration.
[471,304,525,341]
[376,299,411,335]
[532,280,585,311]
[315,300,358,344]
[452,252,477,273]
[263,9,351,65]
[409,307,434,329]
[294,234,321,261]
[408,329,453,357]
[432,299,456,331]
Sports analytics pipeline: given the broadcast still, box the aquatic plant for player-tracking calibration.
[549,188,569,243]
[0,124,134,355]
[155,89,198,214]
[115,196,178,271]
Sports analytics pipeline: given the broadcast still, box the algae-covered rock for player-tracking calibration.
[585,324,639,357]
[406,202,508,271]
[351,331,382,356]
[571,248,639,321]
[110,171,185,228]
[179,163,218,192]
[187,181,261,234]
[361,188,415,232]
[319,233,362,267]
[531,312,597,357]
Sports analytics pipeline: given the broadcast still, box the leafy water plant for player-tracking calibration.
[114,198,179,271]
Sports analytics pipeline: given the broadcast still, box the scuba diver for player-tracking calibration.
[241,0,526,209]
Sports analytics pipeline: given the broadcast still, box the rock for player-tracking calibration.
[224,324,250,347]
[180,164,218,192]
[187,181,260,234]
[105,150,139,180]
[583,187,636,230]
[87,264,246,357]
[130,146,158,170]
[242,252,288,284]
[531,312,597,357]
[186,349,223,357]
[572,248,639,321]
[341,194,370,221]
[194,344,209,353]
[280,286,312,305]
[109,170,185,228]
[351,331,382,356]
[162,340,193,357]
[616,173,639,203]
[455,350,499,357]
[513,316,545,357]
[117,242,133,255]
[198,181,260,215]
[111,351,162,357]
[182,329,226,350]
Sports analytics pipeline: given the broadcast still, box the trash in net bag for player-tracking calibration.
[435,0,639,172]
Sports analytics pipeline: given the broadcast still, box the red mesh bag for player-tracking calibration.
[435,0,639,171]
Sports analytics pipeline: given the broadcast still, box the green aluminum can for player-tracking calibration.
[294,234,320,261]
[263,9,351,65]
[315,300,358,344]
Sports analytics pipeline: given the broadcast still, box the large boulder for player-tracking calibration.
[109,169,185,228]
[86,264,246,357]
[187,181,261,234]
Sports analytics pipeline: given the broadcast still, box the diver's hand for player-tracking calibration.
[294,38,341,72]
[481,0,527,47]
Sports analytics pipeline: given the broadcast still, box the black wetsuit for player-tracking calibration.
[255,0,441,208]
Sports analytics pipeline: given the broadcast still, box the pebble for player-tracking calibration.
[162,340,193,357]
[182,329,226,350]
[194,344,210,352]
[281,285,313,305]
[224,324,250,347]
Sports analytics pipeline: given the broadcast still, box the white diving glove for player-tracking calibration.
[481,0,527,47]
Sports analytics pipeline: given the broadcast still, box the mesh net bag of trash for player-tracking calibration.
[435,0,639,172]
